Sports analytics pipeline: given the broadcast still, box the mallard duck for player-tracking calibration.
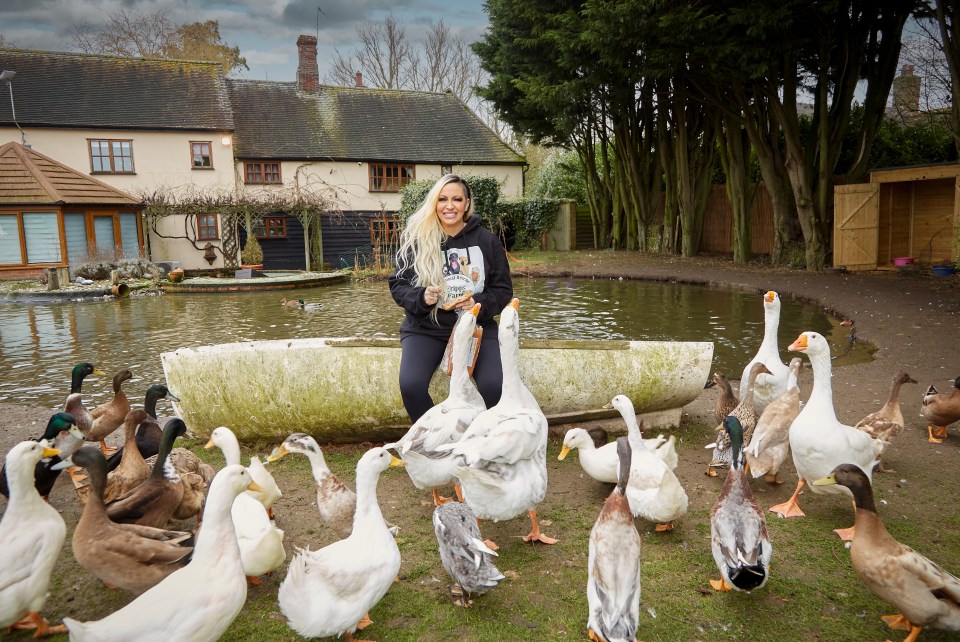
[0,412,81,500]
[433,500,504,607]
[610,394,688,532]
[711,371,740,424]
[268,433,356,539]
[102,409,153,504]
[441,299,556,545]
[205,425,282,518]
[387,304,487,505]
[920,375,960,444]
[62,362,105,443]
[813,464,960,641]
[0,441,67,638]
[278,447,402,639]
[710,417,772,592]
[769,332,885,541]
[855,371,917,471]
[745,357,802,485]
[206,427,285,582]
[105,418,186,528]
[297,298,324,311]
[586,437,641,642]
[105,384,180,472]
[87,368,133,453]
[54,447,192,595]
[739,290,791,412]
[63,464,259,642]
[706,362,771,477]
[558,427,676,485]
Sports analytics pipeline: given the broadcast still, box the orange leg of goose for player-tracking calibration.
[99,439,118,457]
[881,614,912,631]
[709,578,733,592]
[769,480,806,517]
[704,463,718,477]
[454,483,463,502]
[355,613,373,630]
[8,611,67,638]
[476,517,499,551]
[928,425,945,444]
[246,575,262,586]
[433,488,455,506]
[522,509,558,544]
[654,521,675,532]
[763,473,785,485]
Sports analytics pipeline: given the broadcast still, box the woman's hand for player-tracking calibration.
[423,285,442,306]
[454,296,476,311]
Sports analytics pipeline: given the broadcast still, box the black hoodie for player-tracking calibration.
[388,216,513,340]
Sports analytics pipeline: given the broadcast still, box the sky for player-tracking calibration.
[0,0,491,82]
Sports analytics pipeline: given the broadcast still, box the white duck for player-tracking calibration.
[739,291,791,413]
[441,298,556,545]
[610,394,688,531]
[205,428,285,582]
[769,331,885,541]
[745,357,802,485]
[63,465,258,642]
[205,425,281,517]
[587,437,642,642]
[278,447,402,639]
[387,303,487,506]
[0,441,67,638]
[558,427,676,485]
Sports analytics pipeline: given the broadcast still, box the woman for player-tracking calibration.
[389,174,513,422]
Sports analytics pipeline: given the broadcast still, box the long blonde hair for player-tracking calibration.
[396,174,472,294]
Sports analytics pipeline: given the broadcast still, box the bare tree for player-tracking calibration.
[72,8,247,74]
[328,15,412,89]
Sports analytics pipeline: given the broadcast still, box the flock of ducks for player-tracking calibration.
[1,290,960,641]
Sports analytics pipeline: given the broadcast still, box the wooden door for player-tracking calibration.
[833,183,880,270]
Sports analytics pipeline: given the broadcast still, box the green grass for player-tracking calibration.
[7,419,960,641]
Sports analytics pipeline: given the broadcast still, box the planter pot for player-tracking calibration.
[931,265,956,277]
[893,256,915,267]
[240,264,263,271]
[167,268,185,283]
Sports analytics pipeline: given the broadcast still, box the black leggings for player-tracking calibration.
[398,333,503,423]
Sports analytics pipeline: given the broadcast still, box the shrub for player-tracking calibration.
[241,236,264,265]
[398,176,503,229]
[498,199,562,250]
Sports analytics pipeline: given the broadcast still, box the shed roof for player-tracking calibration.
[0,141,140,206]
[227,80,524,165]
[869,162,960,184]
[0,49,233,132]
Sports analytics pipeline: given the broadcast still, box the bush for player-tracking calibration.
[74,260,114,280]
[398,176,503,229]
[498,199,562,250]
[75,257,161,280]
[241,236,263,265]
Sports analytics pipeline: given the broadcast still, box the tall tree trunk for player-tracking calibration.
[719,113,753,263]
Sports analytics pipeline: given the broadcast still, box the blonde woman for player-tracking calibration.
[388,174,513,422]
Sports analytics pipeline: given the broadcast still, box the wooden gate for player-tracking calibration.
[833,183,880,270]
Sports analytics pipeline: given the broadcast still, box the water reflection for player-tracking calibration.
[0,278,870,409]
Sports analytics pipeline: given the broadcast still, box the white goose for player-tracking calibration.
[0,441,66,638]
[739,291,791,413]
[278,447,402,639]
[63,465,258,642]
[610,394,688,532]
[559,427,676,485]
[441,298,556,544]
[205,426,282,517]
[769,332,885,540]
[387,303,486,505]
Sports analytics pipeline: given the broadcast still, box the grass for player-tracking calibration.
[7,417,960,642]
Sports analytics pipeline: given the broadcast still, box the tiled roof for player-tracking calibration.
[0,142,140,205]
[227,80,524,164]
[0,49,233,131]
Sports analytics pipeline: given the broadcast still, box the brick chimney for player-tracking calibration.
[297,35,318,92]
[892,63,920,114]
[355,71,363,87]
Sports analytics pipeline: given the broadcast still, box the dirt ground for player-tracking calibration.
[2,251,960,640]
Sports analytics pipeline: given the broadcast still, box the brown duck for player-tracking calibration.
[102,409,153,504]
[87,369,133,454]
[920,375,960,444]
[855,370,917,471]
[706,362,770,476]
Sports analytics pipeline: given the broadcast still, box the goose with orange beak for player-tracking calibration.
[769,331,885,541]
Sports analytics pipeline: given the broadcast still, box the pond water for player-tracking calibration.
[0,277,871,410]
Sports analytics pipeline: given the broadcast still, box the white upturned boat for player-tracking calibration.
[161,337,713,443]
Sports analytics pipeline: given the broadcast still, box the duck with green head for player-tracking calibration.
[0,412,80,500]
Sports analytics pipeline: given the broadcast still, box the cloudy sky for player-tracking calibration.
[0,0,490,81]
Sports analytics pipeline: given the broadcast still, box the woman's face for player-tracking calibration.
[436,181,469,235]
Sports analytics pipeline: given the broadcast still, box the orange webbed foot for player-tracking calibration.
[654,522,675,532]
[709,578,733,592]
[880,614,911,631]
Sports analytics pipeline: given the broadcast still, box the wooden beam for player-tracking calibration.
[870,164,960,184]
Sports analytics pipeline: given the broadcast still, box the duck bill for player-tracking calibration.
[470,303,481,317]
[812,474,837,487]
[390,456,406,467]
[166,392,181,403]
[247,480,265,493]
[601,402,613,410]
[764,291,776,303]
[266,445,289,463]
[51,456,73,470]
[510,298,519,310]
[788,334,808,352]
[42,446,61,458]
[92,368,107,376]
[557,445,571,461]
[203,438,216,450]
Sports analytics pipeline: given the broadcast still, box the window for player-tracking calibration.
[244,162,281,184]
[197,213,219,241]
[0,214,22,264]
[191,142,213,169]
[253,216,287,238]
[89,139,134,173]
[441,164,452,175]
[370,215,399,247]
[369,163,414,192]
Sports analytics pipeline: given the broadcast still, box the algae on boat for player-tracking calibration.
[161,337,713,442]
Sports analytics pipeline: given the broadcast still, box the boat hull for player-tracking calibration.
[161,338,713,442]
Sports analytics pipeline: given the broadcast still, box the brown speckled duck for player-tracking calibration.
[706,362,770,477]
[855,371,917,471]
[920,375,960,444]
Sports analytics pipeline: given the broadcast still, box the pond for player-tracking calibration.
[0,277,871,409]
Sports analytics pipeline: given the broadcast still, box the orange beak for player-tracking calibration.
[764,291,776,303]
[510,298,520,310]
[788,333,809,352]
[470,303,481,317]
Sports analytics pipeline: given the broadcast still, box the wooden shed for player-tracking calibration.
[833,163,960,270]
